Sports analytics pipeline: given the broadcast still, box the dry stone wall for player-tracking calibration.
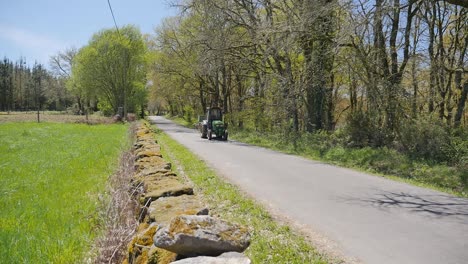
[123,122,251,264]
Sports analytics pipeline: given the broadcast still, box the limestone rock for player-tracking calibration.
[136,128,151,137]
[147,245,178,264]
[136,144,160,152]
[148,195,208,226]
[135,134,154,142]
[153,215,250,256]
[132,171,177,188]
[136,144,156,150]
[136,156,165,164]
[134,138,157,149]
[141,177,193,204]
[143,175,184,192]
[135,167,172,178]
[171,252,251,264]
[127,223,159,264]
[135,156,171,172]
[135,149,162,160]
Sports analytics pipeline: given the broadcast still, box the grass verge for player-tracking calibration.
[0,122,128,263]
[229,130,467,197]
[150,126,331,264]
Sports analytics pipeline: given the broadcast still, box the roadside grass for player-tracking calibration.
[150,126,331,264]
[0,122,128,263]
[230,130,468,197]
[166,116,467,197]
[0,111,113,124]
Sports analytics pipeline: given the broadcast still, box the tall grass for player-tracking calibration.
[0,122,127,263]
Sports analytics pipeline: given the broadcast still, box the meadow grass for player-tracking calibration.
[151,126,331,264]
[0,122,128,263]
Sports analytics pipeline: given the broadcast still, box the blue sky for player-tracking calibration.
[0,0,177,67]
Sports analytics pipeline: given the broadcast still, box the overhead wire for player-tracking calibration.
[107,0,120,35]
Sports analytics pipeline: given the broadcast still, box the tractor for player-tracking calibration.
[198,107,228,141]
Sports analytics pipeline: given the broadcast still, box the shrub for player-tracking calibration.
[444,128,468,165]
[344,111,387,148]
[410,164,462,190]
[183,105,194,124]
[97,101,114,116]
[398,117,450,162]
[300,131,334,156]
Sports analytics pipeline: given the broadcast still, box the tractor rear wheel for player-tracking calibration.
[223,132,228,141]
[201,125,207,138]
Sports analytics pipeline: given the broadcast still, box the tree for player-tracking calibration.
[153,0,467,142]
[71,25,148,117]
[300,0,338,132]
[50,48,80,112]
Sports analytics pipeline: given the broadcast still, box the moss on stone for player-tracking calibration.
[142,181,193,205]
[126,224,159,264]
[148,195,208,225]
[168,216,195,237]
[148,247,177,264]
[135,150,162,160]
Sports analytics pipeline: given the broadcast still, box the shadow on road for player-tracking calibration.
[341,191,468,221]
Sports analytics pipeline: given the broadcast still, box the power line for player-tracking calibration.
[107,0,120,35]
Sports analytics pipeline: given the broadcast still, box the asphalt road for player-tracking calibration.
[149,116,468,264]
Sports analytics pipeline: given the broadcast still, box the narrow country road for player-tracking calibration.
[149,116,468,264]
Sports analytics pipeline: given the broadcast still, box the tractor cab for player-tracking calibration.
[198,107,228,141]
[207,107,222,129]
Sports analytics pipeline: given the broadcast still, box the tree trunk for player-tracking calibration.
[304,0,335,132]
[454,82,468,127]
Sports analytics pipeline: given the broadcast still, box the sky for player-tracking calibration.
[0,0,177,68]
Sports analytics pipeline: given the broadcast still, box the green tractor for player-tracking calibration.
[198,107,228,141]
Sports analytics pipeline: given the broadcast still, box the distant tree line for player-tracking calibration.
[3,24,150,120]
[148,0,467,146]
[0,57,72,112]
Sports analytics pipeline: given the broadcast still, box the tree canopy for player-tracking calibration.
[72,25,148,117]
[148,0,467,139]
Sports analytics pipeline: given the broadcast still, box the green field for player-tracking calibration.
[0,122,128,263]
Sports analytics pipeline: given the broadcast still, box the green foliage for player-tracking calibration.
[128,82,148,114]
[97,100,114,117]
[183,105,195,124]
[344,111,387,147]
[398,117,451,162]
[72,25,148,116]
[445,129,468,166]
[148,1,467,178]
[0,123,127,263]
